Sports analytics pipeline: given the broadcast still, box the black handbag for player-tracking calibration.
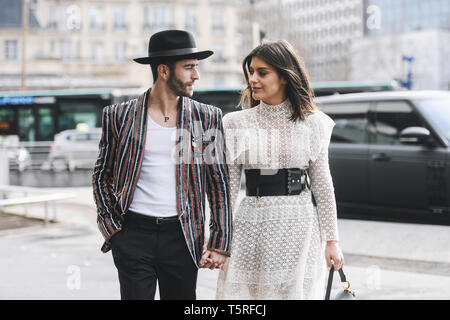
[325,266,356,300]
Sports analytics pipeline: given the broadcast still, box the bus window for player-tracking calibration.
[0,89,113,141]
[18,108,35,141]
[38,107,55,141]
[57,101,98,133]
[0,108,15,135]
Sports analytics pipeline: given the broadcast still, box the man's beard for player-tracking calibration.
[167,73,192,97]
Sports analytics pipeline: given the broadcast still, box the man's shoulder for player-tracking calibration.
[187,97,222,116]
[103,97,139,114]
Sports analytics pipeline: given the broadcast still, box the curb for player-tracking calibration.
[0,219,74,237]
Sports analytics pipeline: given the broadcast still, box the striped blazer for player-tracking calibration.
[92,89,232,267]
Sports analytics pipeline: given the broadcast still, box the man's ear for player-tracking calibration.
[157,64,170,81]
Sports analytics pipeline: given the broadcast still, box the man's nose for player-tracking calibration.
[192,68,200,80]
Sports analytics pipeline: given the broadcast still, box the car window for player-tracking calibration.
[88,133,101,141]
[415,97,450,143]
[319,102,370,144]
[67,133,89,141]
[374,101,426,145]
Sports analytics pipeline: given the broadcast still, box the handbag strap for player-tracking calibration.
[325,266,347,300]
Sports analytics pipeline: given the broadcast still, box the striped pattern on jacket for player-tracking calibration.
[92,89,232,267]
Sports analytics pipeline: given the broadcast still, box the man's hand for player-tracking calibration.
[199,245,228,270]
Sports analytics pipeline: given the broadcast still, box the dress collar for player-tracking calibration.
[257,99,291,117]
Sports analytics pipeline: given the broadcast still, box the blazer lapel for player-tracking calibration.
[135,89,149,152]
[176,97,192,218]
[119,89,149,211]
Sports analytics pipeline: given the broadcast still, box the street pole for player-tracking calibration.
[278,0,284,39]
[252,22,260,48]
[21,0,28,90]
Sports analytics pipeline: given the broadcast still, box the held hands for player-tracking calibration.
[199,244,228,270]
[325,240,344,271]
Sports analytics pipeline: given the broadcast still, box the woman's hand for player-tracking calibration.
[199,244,227,270]
[325,240,344,270]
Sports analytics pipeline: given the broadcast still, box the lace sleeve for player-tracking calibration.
[309,148,339,241]
[223,112,243,211]
[308,111,339,241]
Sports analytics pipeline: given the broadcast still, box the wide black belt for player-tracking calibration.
[245,168,316,206]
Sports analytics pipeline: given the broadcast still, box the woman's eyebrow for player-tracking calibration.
[250,66,270,71]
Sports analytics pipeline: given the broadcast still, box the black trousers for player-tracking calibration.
[110,212,198,300]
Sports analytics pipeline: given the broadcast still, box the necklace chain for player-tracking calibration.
[148,108,175,123]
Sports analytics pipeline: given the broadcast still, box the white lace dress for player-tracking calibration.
[216,99,339,300]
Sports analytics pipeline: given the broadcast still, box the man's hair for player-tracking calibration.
[150,58,177,83]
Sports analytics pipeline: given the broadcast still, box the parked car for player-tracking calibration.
[315,90,450,225]
[48,128,101,171]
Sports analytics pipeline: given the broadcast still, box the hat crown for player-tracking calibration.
[133,29,213,64]
[149,30,196,54]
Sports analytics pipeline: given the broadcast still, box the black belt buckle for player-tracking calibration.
[155,216,178,224]
[287,168,304,195]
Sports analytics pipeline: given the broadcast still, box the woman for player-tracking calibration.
[216,40,344,299]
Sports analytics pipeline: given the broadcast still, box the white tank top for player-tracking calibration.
[128,115,178,217]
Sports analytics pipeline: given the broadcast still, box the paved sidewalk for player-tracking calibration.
[1,186,449,299]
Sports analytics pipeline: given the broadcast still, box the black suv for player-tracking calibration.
[315,91,450,225]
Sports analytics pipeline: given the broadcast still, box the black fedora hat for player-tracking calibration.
[133,29,213,64]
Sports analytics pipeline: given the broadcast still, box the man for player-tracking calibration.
[92,30,232,300]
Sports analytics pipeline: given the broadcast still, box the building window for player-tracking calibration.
[143,7,152,31]
[185,8,197,33]
[91,41,104,61]
[114,41,127,61]
[90,6,105,31]
[60,40,72,60]
[113,7,127,31]
[4,40,18,60]
[212,8,225,35]
[75,40,81,59]
[212,43,226,63]
[154,7,166,30]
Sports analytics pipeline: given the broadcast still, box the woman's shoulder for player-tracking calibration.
[304,109,335,128]
[222,108,254,128]
[301,110,335,161]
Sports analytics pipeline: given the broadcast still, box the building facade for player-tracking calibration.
[2,0,448,91]
[0,0,244,90]
[243,0,363,82]
[240,0,450,90]
[350,0,450,90]
[363,0,450,36]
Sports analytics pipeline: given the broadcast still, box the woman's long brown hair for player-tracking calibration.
[238,40,317,122]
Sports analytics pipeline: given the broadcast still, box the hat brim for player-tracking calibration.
[133,50,213,64]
